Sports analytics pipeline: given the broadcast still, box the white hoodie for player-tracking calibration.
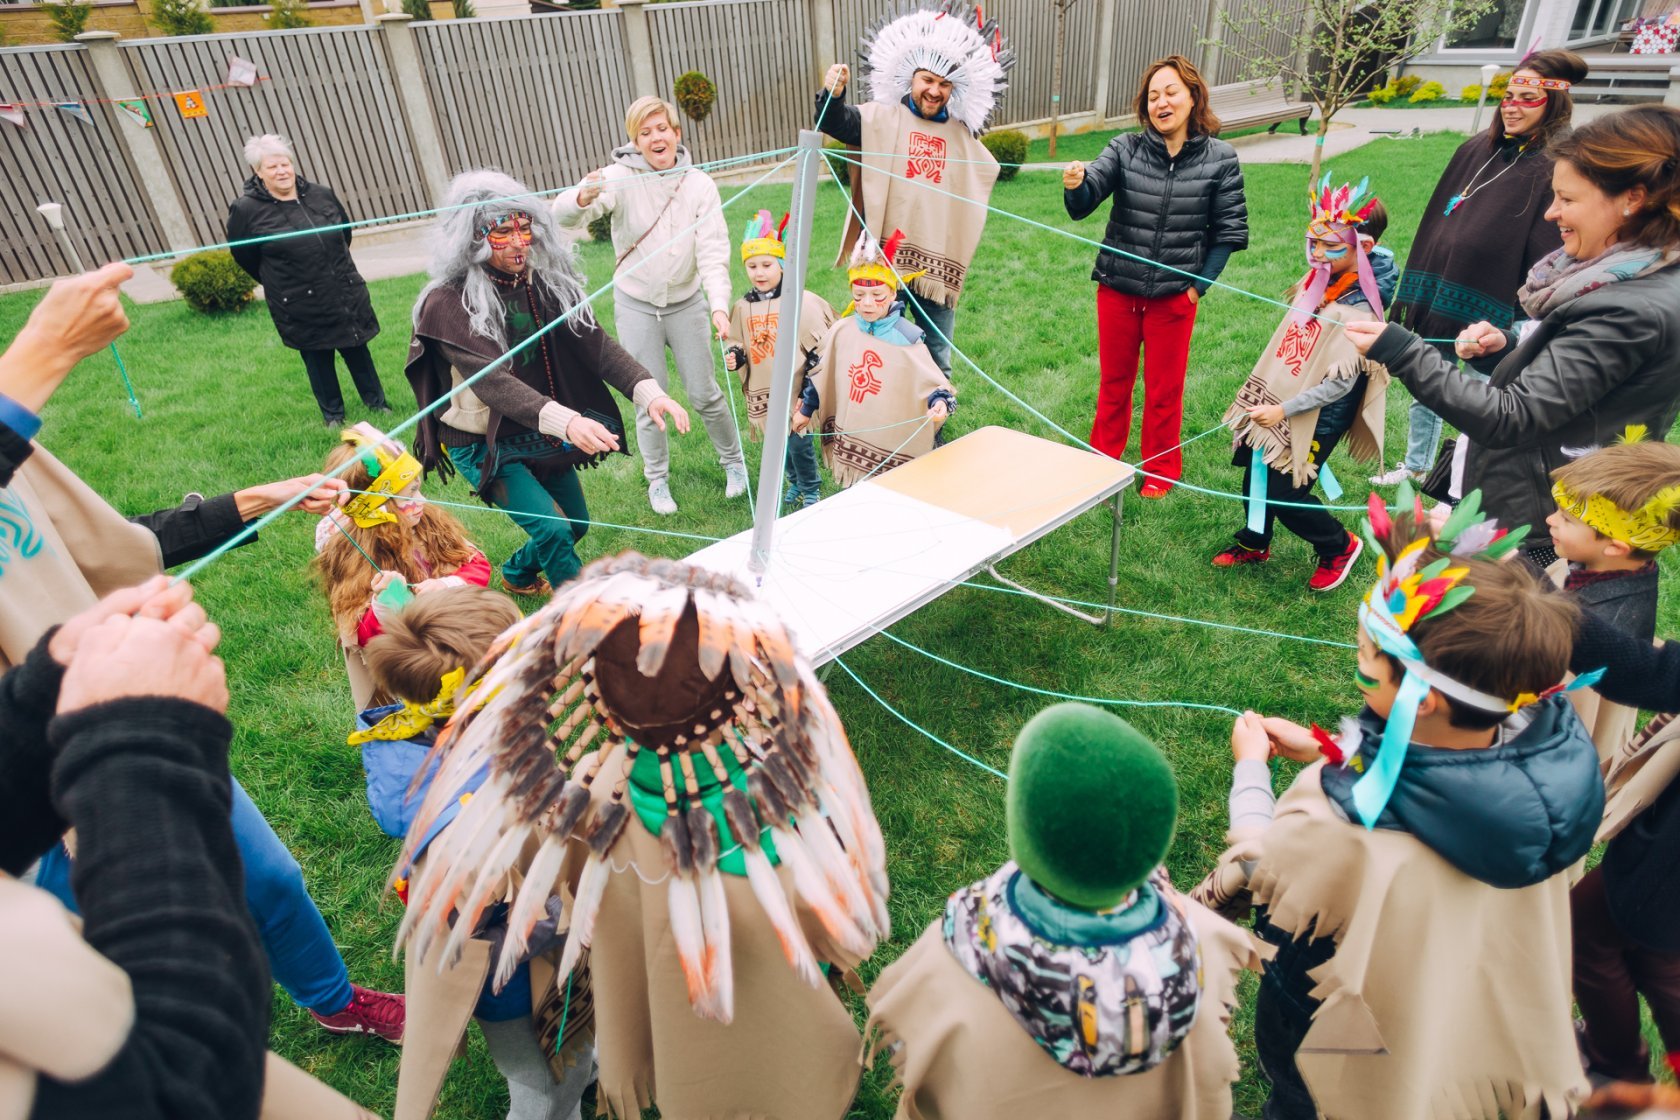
[553,143,732,314]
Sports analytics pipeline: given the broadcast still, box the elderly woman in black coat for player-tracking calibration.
[1347,106,1680,566]
[226,134,388,428]
[1063,54,1248,497]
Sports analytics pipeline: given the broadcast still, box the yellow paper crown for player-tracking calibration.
[339,423,424,529]
[740,209,787,263]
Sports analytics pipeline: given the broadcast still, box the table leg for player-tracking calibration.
[1104,491,1124,628]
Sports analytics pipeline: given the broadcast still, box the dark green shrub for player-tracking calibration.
[673,71,717,123]
[401,0,432,21]
[587,212,613,243]
[981,128,1028,181]
[150,0,213,36]
[44,0,92,42]
[171,251,256,314]
[265,0,312,28]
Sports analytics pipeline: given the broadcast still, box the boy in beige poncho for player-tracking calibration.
[815,0,1012,376]
[1202,492,1600,1120]
[1214,183,1394,593]
[794,230,955,488]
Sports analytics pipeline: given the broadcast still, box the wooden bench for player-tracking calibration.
[1210,77,1313,134]
[1572,54,1676,102]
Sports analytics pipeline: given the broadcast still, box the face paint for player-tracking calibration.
[1355,667,1381,690]
[477,211,534,247]
[1309,238,1351,261]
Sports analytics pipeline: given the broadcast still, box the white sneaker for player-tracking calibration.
[724,463,749,499]
[648,479,677,516]
[1369,463,1419,486]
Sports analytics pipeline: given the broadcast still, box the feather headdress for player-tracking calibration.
[391,553,889,1024]
[339,422,423,528]
[1352,483,1600,826]
[848,227,919,289]
[859,0,1014,136]
[740,209,789,263]
[1291,171,1386,324]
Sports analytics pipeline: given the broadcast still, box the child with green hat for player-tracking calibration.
[865,702,1262,1118]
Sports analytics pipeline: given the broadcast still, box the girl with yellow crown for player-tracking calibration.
[312,422,490,708]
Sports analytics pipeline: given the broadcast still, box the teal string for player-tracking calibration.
[715,338,755,513]
[122,147,796,267]
[554,970,574,1057]
[327,514,381,570]
[348,490,728,545]
[827,655,1010,780]
[108,342,141,418]
[170,153,796,584]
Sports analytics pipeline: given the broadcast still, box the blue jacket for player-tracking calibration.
[1321,695,1603,889]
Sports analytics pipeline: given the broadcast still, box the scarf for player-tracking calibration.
[942,863,1202,1077]
[805,316,951,487]
[839,101,999,309]
[1517,241,1680,320]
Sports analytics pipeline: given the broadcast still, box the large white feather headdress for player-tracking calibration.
[860,0,1014,136]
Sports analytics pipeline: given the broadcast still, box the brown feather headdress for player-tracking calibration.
[392,552,889,1023]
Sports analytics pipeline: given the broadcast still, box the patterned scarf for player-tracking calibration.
[942,863,1202,1077]
[1518,241,1680,321]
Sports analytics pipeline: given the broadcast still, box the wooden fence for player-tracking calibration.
[0,0,1308,286]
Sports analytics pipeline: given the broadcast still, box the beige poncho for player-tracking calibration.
[864,890,1264,1120]
[839,102,999,310]
[727,288,835,436]
[1212,763,1587,1120]
[805,316,952,488]
[0,445,160,670]
[1221,297,1387,488]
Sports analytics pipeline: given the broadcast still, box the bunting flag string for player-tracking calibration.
[0,54,265,129]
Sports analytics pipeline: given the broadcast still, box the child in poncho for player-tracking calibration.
[1200,488,1601,1120]
[866,703,1262,1119]
[312,423,489,709]
[1213,181,1394,592]
[1544,432,1680,760]
[795,229,956,487]
[353,585,598,1120]
[723,209,835,508]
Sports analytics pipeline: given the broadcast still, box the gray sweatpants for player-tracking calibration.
[478,1016,595,1120]
[614,289,744,484]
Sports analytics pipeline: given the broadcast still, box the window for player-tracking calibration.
[1445,0,1532,48]
[1569,0,1643,41]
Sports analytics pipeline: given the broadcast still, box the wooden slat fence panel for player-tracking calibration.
[1214,0,1304,86]
[1105,0,1205,119]
[412,11,632,191]
[646,0,811,166]
[0,42,167,285]
[119,26,426,246]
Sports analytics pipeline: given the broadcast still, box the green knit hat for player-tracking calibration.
[1006,703,1179,911]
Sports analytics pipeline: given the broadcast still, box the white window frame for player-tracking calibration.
[1431,0,1541,53]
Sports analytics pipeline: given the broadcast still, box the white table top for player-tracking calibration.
[684,426,1135,664]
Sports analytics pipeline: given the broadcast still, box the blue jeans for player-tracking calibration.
[36,777,354,1015]
[784,432,821,502]
[1403,346,1488,472]
[902,287,957,376]
[448,433,590,589]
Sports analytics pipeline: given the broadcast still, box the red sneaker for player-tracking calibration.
[310,984,405,1044]
[1308,532,1365,592]
[1212,543,1270,568]
[1139,482,1172,499]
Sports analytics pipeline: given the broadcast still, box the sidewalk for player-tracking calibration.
[121,104,1617,305]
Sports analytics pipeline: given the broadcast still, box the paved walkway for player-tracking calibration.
[119,104,1620,304]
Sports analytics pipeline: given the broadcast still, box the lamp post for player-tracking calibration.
[1470,62,1500,135]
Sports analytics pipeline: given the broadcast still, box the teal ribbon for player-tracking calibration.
[1319,462,1343,500]
[1246,447,1268,534]
[1351,670,1428,828]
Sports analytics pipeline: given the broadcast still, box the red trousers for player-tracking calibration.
[1091,284,1199,484]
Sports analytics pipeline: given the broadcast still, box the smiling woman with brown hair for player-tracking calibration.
[1063,55,1249,497]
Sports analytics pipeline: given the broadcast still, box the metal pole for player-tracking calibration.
[36,202,87,272]
[1471,62,1499,136]
[748,129,823,579]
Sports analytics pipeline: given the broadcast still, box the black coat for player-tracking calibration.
[225,177,379,352]
[1063,129,1249,298]
[1367,262,1680,545]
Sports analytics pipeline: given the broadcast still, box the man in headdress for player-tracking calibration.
[816,0,1013,376]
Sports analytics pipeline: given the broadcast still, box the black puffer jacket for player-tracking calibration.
[225,177,379,352]
[1367,260,1680,545]
[1063,129,1248,298]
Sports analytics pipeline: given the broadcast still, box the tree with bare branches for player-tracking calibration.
[1215,0,1496,179]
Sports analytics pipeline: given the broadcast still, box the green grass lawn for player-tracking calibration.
[8,130,1674,1117]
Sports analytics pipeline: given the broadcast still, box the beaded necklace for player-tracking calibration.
[1445,137,1530,217]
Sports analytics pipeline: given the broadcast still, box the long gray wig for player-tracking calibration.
[414,169,594,348]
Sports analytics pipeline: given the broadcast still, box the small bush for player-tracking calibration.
[450,0,475,16]
[587,212,613,243]
[1367,84,1397,104]
[1394,74,1423,96]
[44,0,92,42]
[401,0,432,20]
[981,129,1028,181]
[150,0,212,36]
[1460,82,1482,102]
[171,251,256,314]
[265,0,312,28]
[1488,71,1512,100]
[1408,80,1446,103]
[674,71,717,123]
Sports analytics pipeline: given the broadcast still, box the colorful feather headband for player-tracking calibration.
[339,422,423,529]
[740,209,790,263]
[392,553,888,1024]
[848,227,925,289]
[1349,483,1600,827]
[1291,171,1386,323]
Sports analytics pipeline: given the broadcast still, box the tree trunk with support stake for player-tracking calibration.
[1049,0,1069,158]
